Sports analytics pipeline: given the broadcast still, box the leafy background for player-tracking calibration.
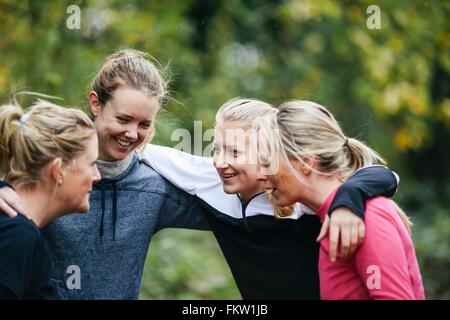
[0,0,448,299]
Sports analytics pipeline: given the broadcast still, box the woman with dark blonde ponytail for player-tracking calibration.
[254,100,424,299]
[0,99,100,299]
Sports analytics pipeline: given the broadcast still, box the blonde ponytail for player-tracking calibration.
[344,137,386,179]
[254,100,412,229]
[0,104,23,178]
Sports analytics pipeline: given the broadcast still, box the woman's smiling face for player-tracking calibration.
[89,86,159,161]
[260,157,305,207]
[212,120,265,200]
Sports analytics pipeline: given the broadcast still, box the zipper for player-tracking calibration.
[237,192,266,236]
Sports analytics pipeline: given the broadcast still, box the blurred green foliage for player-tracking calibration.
[0,0,448,299]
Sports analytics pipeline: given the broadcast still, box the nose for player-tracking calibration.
[213,151,229,170]
[124,126,138,141]
[93,165,101,183]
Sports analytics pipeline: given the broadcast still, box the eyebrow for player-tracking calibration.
[257,154,271,164]
[116,113,152,123]
[116,113,133,119]
[223,144,244,151]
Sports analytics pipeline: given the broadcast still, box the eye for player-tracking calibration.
[258,155,271,167]
[230,149,241,158]
[140,122,151,129]
[116,117,128,124]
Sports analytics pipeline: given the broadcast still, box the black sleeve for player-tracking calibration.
[327,166,399,219]
[0,181,14,189]
[28,237,61,300]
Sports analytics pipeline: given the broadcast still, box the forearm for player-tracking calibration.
[141,144,217,195]
[328,165,399,219]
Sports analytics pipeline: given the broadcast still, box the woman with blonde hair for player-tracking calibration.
[0,99,100,299]
[142,97,400,299]
[254,100,425,299]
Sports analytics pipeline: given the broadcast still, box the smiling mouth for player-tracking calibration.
[265,187,277,194]
[115,138,133,148]
[221,173,238,179]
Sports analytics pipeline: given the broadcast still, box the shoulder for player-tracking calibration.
[116,157,194,200]
[0,212,41,252]
[361,197,406,243]
[117,155,172,190]
[0,212,40,238]
[365,197,399,224]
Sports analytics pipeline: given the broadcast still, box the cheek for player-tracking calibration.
[96,120,122,140]
[275,174,290,190]
[237,165,258,182]
[69,170,91,190]
[281,176,301,200]
[137,127,151,142]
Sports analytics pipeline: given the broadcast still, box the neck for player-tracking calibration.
[96,152,134,179]
[300,174,343,212]
[239,182,265,203]
[15,185,61,229]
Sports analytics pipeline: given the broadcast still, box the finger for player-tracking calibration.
[340,225,351,261]
[348,223,359,259]
[358,222,365,245]
[0,198,18,218]
[4,188,26,214]
[329,222,340,262]
[316,216,330,242]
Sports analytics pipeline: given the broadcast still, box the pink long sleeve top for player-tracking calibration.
[316,190,425,300]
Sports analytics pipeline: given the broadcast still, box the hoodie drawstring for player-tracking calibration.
[99,179,118,241]
[112,181,117,241]
[99,180,106,238]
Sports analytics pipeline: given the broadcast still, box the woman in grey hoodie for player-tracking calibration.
[0,50,397,299]
[39,49,211,299]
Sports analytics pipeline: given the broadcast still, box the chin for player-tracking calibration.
[76,202,90,213]
[222,185,238,195]
[111,149,133,161]
[272,197,292,207]
[106,143,136,161]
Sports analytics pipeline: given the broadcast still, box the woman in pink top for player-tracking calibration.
[253,100,425,300]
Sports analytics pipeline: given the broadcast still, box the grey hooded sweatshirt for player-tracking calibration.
[42,151,209,300]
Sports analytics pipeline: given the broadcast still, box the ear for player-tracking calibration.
[292,158,315,176]
[88,91,101,117]
[48,157,64,185]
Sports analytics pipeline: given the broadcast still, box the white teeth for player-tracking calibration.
[265,188,275,194]
[116,139,132,147]
[222,174,237,178]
